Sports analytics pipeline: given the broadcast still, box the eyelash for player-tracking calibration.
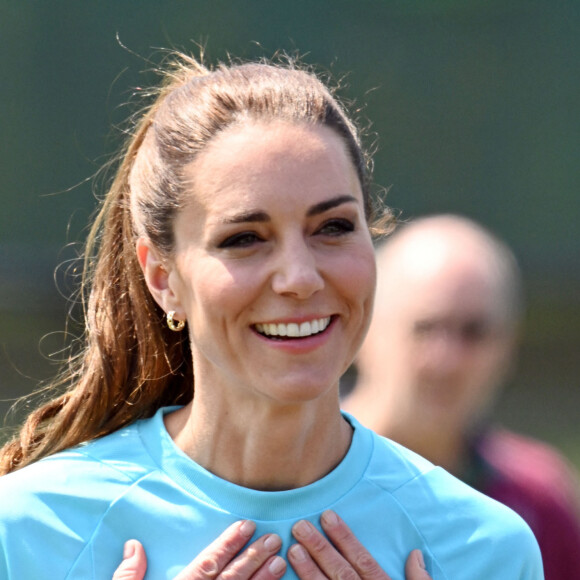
[317,218,355,236]
[218,218,355,249]
[218,231,264,249]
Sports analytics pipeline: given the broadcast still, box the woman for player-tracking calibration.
[0,53,542,579]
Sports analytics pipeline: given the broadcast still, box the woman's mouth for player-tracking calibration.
[254,316,332,339]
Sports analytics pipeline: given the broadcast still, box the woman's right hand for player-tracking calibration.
[113,519,286,580]
[112,512,432,580]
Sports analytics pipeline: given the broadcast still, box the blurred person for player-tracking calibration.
[0,53,542,579]
[343,214,580,579]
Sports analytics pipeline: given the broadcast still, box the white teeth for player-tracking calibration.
[287,323,299,337]
[255,317,331,338]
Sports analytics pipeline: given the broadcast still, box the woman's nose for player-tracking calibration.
[271,239,324,299]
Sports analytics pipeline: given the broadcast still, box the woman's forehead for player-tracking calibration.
[180,120,362,207]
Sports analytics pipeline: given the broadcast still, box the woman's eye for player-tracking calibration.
[218,231,263,249]
[317,218,355,236]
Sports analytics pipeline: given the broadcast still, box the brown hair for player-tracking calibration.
[0,52,391,475]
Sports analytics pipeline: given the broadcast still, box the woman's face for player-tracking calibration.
[157,121,375,405]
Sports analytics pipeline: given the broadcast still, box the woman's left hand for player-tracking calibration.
[289,510,431,580]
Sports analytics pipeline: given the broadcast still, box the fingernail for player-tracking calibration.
[123,540,135,559]
[269,555,286,575]
[239,520,256,537]
[264,534,282,551]
[289,544,307,562]
[321,510,339,527]
[292,520,312,540]
[416,550,426,569]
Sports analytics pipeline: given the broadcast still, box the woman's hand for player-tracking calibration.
[289,510,431,580]
[113,519,286,580]
[112,511,431,580]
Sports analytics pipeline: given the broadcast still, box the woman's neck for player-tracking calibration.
[164,394,353,491]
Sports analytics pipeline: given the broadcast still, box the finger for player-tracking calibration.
[404,550,432,580]
[219,533,285,580]
[291,519,357,580]
[319,511,390,580]
[112,540,148,580]
[175,520,256,580]
[249,555,287,580]
[287,543,327,580]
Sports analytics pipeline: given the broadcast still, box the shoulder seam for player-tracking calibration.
[71,447,148,483]
[363,471,449,580]
[63,471,160,579]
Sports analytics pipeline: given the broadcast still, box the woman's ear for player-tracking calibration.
[136,237,184,317]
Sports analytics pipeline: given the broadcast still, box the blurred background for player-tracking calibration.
[1,1,578,465]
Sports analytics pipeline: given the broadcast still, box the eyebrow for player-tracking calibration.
[221,210,269,225]
[306,194,358,217]
[220,194,358,225]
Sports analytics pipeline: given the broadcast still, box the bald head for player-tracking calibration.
[373,215,523,330]
[351,215,523,445]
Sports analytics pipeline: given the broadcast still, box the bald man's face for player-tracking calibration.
[367,249,517,433]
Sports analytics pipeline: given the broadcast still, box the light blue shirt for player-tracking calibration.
[0,408,543,579]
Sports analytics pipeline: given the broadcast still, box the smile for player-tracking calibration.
[254,317,332,339]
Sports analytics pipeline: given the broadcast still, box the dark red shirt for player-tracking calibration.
[468,429,580,580]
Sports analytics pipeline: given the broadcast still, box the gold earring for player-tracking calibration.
[167,310,185,332]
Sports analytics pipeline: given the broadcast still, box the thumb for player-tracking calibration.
[112,540,148,580]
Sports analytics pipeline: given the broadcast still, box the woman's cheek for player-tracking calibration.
[349,247,376,299]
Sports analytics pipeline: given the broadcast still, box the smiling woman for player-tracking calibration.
[0,52,542,580]
[143,120,376,424]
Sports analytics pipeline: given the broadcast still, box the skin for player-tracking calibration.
[125,120,433,579]
[137,120,376,491]
[343,216,519,475]
[113,511,431,580]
